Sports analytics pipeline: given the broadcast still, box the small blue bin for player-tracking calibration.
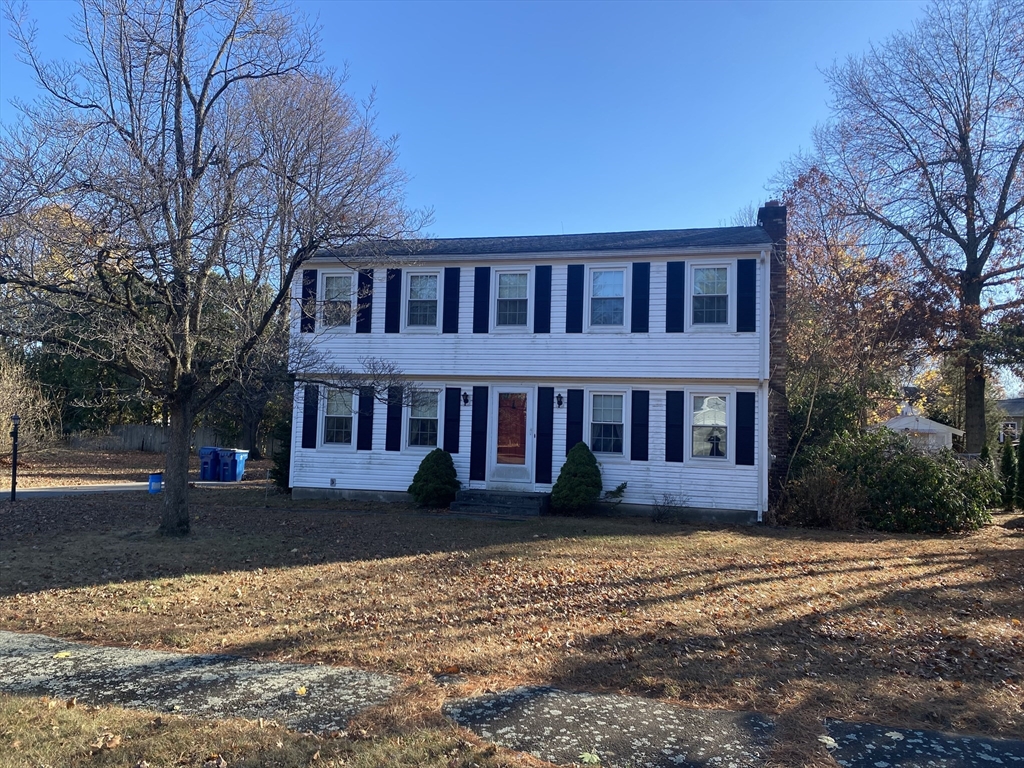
[218,449,249,482]
[199,447,220,481]
[148,473,163,493]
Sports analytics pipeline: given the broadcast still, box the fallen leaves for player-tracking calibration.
[90,732,121,750]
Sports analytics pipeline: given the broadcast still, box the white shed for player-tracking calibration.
[875,404,964,451]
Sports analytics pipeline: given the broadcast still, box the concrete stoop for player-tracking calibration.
[449,489,550,517]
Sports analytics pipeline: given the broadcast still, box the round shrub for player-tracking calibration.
[407,448,461,508]
[551,441,603,515]
[783,428,997,534]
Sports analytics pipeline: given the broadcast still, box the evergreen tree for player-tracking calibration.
[1000,440,1017,509]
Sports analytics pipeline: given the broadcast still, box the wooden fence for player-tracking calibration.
[67,424,282,456]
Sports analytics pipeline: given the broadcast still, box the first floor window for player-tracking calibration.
[408,273,438,327]
[692,395,727,458]
[409,390,439,447]
[323,274,353,327]
[590,269,624,326]
[591,393,624,454]
[496,272,529,326]
[692,266,728,325]
[324,389,353,444]
[1002,421,1019,441]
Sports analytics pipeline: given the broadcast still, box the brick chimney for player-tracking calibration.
[757,201,789,515]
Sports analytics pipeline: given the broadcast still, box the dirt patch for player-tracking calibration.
[0,446,273,488]
[0,491,1021,767]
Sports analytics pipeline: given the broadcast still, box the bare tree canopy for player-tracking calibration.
[812,0,1024,452]
[0,0,426,533]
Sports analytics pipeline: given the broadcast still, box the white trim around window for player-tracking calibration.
[687,390,735,465]
[403,270,443,332]
[585,264,630,332]
[491,267,533,332]
[406,388,443,450]
[320,386,357,451]
[319,270,356,332]
[585,388,629,460]
[687,261,735,332]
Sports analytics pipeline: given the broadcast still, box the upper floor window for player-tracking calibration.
[692,395,727,458]
[692,267,728,325]
[324,389,353,444]
[496,272,529,326]
[409,390,439,447]
[590,268,625,326]
[407,273,439,328]
[323,274,353,328]
[591,393,624,454]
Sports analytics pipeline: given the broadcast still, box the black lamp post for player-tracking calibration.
[9,414,19,502]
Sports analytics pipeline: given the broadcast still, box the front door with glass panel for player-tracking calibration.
[489,389,533,487]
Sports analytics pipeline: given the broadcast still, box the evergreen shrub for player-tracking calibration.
[551,442,603,515]
[782,429,997,533]
[407,448,461,507]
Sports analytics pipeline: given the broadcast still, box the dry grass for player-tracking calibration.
[1,482,1022,767]
[0,692,522,768]
[0,447,273,489]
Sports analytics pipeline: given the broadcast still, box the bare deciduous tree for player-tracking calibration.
[0,0,426,534]
[813,0,1024,452]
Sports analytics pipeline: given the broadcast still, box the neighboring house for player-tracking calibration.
[997,398,1023,444]
[287,203,789,522]
[873,404,964,452]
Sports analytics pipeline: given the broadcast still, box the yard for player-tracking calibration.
[0,451,1022,767]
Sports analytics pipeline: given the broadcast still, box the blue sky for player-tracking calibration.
[1,0,928,238]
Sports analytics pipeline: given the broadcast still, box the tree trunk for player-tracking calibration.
[962,279,986,454]
[159,398,193,536]
[239,401,263,460]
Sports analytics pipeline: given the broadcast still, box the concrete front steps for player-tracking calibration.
[449,489,551,518]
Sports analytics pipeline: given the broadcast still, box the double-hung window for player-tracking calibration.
[590,269,625,326]
[591,393,624,454]
[692,395,727,458]
[692,267,728,325]
[496,271,529,327]
[324,389,353,444]
[407,273,439,328]
[323,274,353,328]
[409,390,439,447]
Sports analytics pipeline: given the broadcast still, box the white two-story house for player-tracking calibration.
[288,203,788,522]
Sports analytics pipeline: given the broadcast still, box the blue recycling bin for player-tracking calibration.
[218,449,249,482]
[199,447,220,481]
[148,473,163,493]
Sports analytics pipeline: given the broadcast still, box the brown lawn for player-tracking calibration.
[0,446,274,488]
[0,475,1021,767]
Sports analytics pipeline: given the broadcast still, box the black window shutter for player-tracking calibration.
[473,267,490,333]
[566,389,584,454]
[443,267,460,334]
[666,262,685,333]
[384,269,402,333]
[565,265,584,333]
[385,386,403,451]
[536,387,554,483]
[443,387,461,453]
[666,390,685,462]
[534,265,552,334]
[737,259,756,332]
[631,262,650,333]
[736,391,756,465]
[300,269,317,333]
[301,384,319,449]
[356,386,374,450]
[356,269,373,334]
[470,386,488,480]
[631,390,649,461]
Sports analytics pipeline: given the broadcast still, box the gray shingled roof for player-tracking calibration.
[325,226,773,260]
